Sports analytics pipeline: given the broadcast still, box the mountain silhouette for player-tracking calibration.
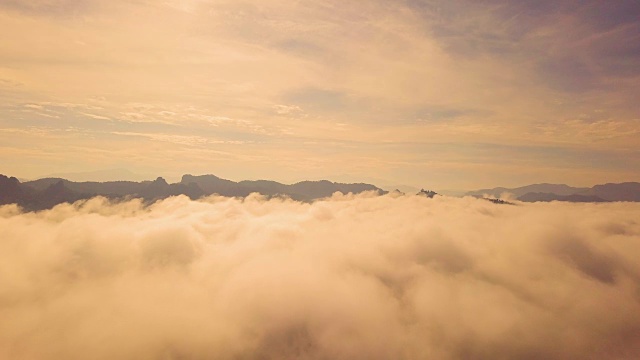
[468,182,640,203]
[517,192,608,203]
[182,174,385,201]
[3,173,639,211]
[466,183,589,198]
[0,174,27,205]
[579,182,640,202]
[417,189,438,198]
[0,173,386,211]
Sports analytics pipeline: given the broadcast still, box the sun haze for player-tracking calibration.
[0,0,638,189]
[1,2,640,359]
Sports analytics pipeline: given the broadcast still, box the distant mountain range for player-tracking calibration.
[0,173,386,211]
[466,182,640,203]
[2,172,639,211]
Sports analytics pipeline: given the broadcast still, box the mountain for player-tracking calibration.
[4,173,638,210]
[181,174,250,197]
[380,184,421,195]
[182,175,385,201]
[288,180,383,201]
[0,173,386,211]
[517,192,608,203]
[417,189,438,198]
[467,183,589,198]
[468,182,639,203]
[0,174,27,205]
[579,182,640,202]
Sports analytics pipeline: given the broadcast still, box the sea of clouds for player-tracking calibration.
[1,193,639,360]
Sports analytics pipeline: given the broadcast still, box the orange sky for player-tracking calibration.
[0,0,638,189]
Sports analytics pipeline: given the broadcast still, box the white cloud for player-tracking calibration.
[273,104,304,115]
[0,195,639,359]
[112,131,247,146]
[79,112,111,121]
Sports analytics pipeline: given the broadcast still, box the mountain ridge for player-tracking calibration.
[466,183,590,198]
[467,182,640,203]
[0,173,387,211]
[2,173,639,211]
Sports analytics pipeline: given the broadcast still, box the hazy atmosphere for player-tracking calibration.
[1,0,639,189]
[1,1,640,359]
[2,194,640,359]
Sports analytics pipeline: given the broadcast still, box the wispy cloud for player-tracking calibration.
[112,131,248,146]
[0,0,637,188]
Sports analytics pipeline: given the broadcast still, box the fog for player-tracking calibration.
[1,193,639,360]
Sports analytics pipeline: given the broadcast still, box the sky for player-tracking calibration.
[0,0,638,190]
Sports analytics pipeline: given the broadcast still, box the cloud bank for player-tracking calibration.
[1,194,639,359]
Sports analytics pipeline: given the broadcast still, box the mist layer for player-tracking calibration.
[1,194,639,359]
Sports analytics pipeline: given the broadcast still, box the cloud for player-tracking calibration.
[1,194,639,359]
[416,0,640,92]
[0,0,638,189]
[0,0,96,16]
[283,88,348,112]
[112,131,247,146]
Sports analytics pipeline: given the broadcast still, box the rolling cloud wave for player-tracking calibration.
[1,194,639,359]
